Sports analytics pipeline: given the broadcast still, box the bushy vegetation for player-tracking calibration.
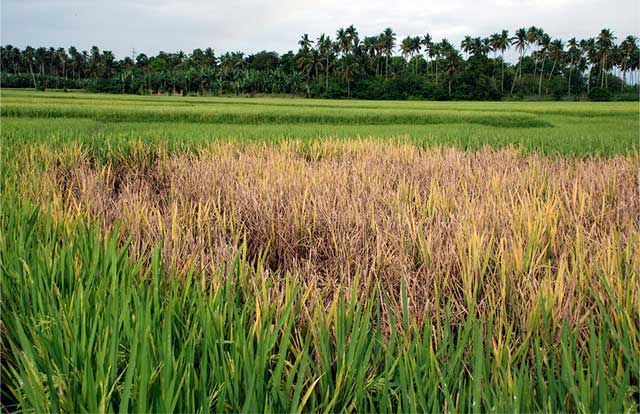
[2,27,638,100]
[1,93,639,412]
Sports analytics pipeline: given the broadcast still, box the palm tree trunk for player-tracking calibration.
[435,61,438,85]
[538,56,546,95]
[567,57,573,95]
[548,57,557,80]
[600,55,606,88]
[510,55,522,94]
[493,51,497,84]
[325,56,329,93]
[29,65,37,89]
[500,58,505,92]
[385,54,389,80]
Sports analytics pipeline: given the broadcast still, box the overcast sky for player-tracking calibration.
[2,0,638,61]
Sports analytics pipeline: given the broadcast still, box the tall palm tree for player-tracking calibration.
[430,42,442,85]
[619,35,638,90]
[298,34,312,53]
[345,24,359,54]
[89,46,101,79]
[410,36,421,73]
[342,54,359,97]
[57,47,68,79]
[381,27,396,79]
[527,26,541,74]
[482,38,492,56]
[399,36,421,74]
[22,46,37,88]
[537,33,551,95]
[35,47,47,75]
[421,34,432,72]
[317,34,333,93]
[495,30,510,92]
[510,28,528,94]
[566,38,579,95]
[401,36,412,62]
[363,35,378,75]
[547,39,564,80]
[581,38,597,94]
[442,47,462,96]
[596,28,616,88]
[461,36,473,59]
[101,50,115,78]
[297,35,315,96]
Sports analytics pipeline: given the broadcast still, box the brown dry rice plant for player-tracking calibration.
[22,140,640,336]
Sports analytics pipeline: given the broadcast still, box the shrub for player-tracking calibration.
[588,87,612,101]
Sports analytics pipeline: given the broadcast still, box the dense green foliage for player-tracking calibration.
[2,26,638,100]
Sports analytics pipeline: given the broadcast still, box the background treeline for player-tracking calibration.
[1,26,638,100]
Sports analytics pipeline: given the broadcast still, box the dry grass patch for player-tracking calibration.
[27,140,640,332]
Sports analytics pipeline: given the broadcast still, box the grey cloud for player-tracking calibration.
[2,0,637,60]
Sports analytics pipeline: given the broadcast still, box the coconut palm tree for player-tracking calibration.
[596,28,616,88]
[619,35,638,90]
[581,38,597,94]
[22,46,37,88]
[342,54,359,97]
[430,42,442,85]
[410,36,421,73]
[495,30,510,92]
[297,36,316,96]
[482,38,492,56]
[547,39,564,80]
[489,33,500,84]
[299,34,312,53]
[440,41,461,96]
[461,36,473,59]
[345,25,359,54]
[317,34,333,93]
[381,27,396,79]
[400,37,412,61]
[34,47,47,76]
[56,47,68,79]
[566,38,579,94]
[527,26,541,74]
[400,36,420,73]
[510,28,528,94]
[537,33,551,95]
[363,36,377,75]
[421,34,432,72]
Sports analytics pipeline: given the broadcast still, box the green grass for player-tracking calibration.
[2,89,638,157]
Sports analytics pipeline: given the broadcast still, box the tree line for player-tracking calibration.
[1,26,638,100]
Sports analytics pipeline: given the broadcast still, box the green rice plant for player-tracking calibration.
[2,198,638,412]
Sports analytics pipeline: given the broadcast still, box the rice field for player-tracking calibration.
[1,90,639,412]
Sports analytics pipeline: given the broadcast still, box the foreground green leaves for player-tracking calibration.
[1,200,638,412]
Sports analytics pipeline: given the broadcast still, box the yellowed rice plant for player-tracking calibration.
[20,140,640,336]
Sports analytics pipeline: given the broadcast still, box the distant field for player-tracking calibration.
[2,91,639,412]
[2,89,638,156]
